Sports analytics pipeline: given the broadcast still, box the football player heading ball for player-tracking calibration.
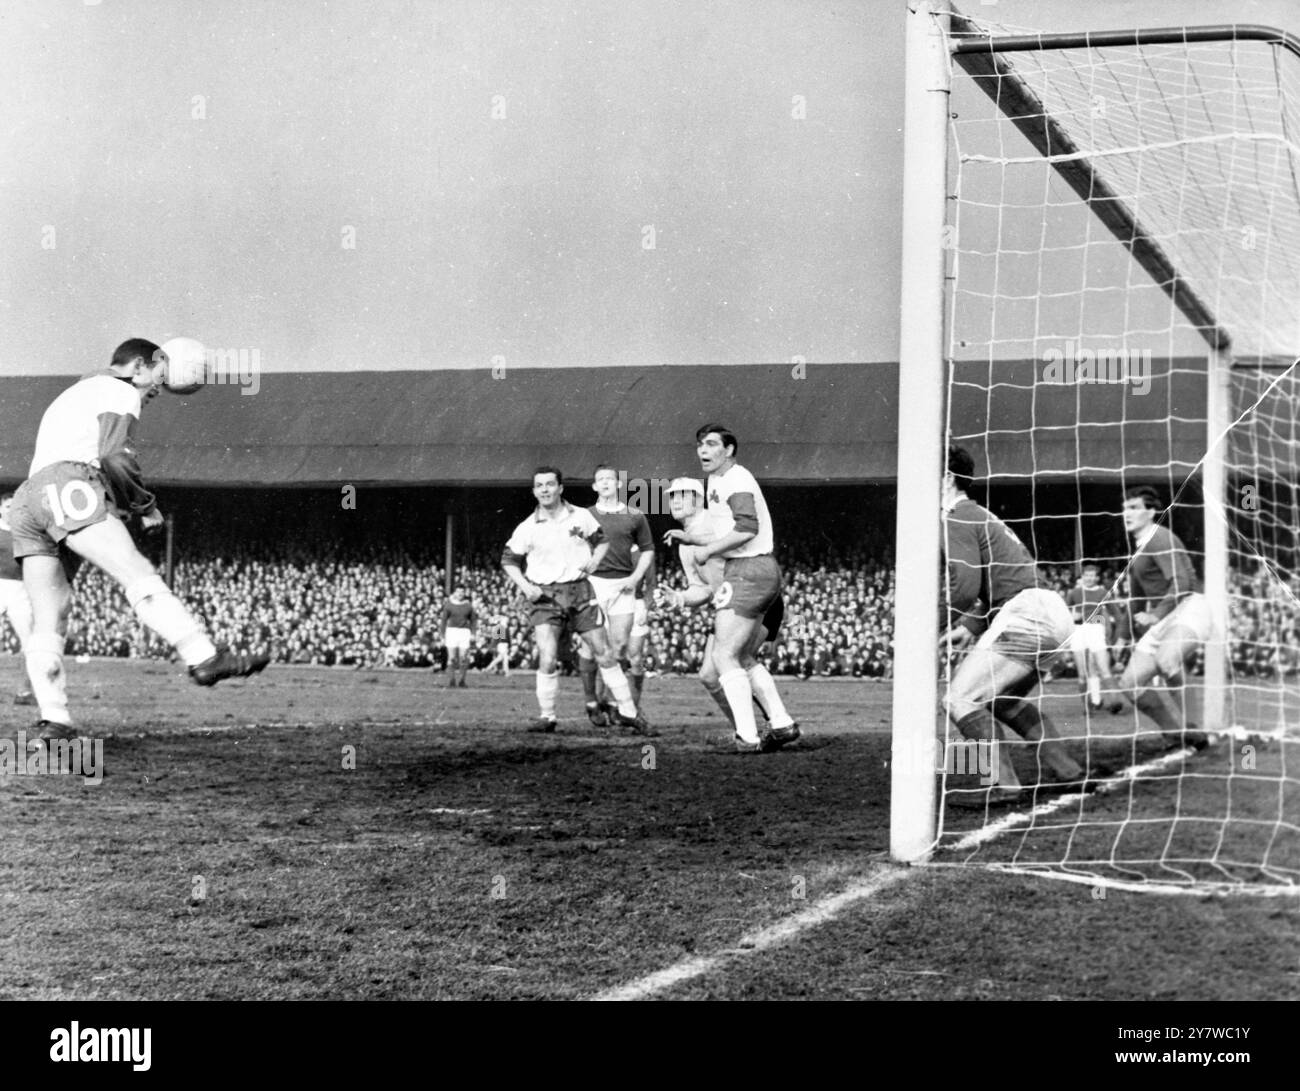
[7,338,269,744]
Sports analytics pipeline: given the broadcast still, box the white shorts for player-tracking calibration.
[976,587,1073,669]
[445,627,471,653]
[496,641,509,658]
[630,598,650,639]
[1136,592,1213,656]
[0,578,33,645]
[1068,622,1109,662]
[586,574,636,618]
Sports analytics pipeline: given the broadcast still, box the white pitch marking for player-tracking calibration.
[593,740,1235,1000]
[944,745,1193,851]
[590,866,911,1001]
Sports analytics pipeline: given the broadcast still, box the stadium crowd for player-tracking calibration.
[2,525,1296,681]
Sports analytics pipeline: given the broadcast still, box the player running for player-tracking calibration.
[439,586,475,688]
[941,446,1084,802]
[1110,487,1211,750]
[673,424,797,753]
[1065,563,1123,713]
[578,464,655,726]
[484,613,512,676]
[660,477,794,751]
[501,467,653,736]
[6,338,270,745]
[0,494,36,706]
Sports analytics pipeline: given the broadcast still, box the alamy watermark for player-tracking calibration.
[205,347,261,396]
[895,737,1000,785]
[1042,340,1151,396]
[0,731,103,784]
[600,470,674,515]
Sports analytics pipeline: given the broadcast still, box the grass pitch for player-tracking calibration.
[0,661,1296,1000]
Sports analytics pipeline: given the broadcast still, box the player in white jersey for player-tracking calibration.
[7,338,269,745]
[502,467,652,735]
[0,494,36,705]
[669,424,797,752]
[659,477,794,751]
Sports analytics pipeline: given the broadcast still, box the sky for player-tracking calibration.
[2,0,1298,375]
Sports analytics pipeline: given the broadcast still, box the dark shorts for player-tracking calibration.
[530,579,604,634]
[716,555,782,620]
[9,463,112,559]
[760,593,785,642]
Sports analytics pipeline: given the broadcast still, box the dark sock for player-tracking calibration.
[579,658,598,702]
[995,701,1080,779]
[1135,689,1183,734]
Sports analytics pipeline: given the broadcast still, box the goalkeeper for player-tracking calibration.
[940,446,1084,801]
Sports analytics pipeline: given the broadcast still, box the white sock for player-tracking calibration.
[599,665,636,718]
[125,575,216,666]
[746,664,793,729]
[719,668,760,743]
[1087,675,1102,703]
[702,680,736,727]
[536,670,559,718]
[25,632,71,727]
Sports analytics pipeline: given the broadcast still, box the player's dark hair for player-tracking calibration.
[533,465,563,487]
[1125,485,1163,511]
[1081,562,1100,572]
[592,463,617,477]
[695,423,738,456]
[946,444,976,492]
[111,338,160,369]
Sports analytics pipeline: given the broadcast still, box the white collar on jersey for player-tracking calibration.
[593,501,628,513]
[1132,523,1158,550]
[533,500,576,523]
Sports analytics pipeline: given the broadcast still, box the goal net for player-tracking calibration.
[904,4,1300,894]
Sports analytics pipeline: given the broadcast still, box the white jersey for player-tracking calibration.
[678,509,728,591]
[706,463,773,558]
[504,501,604,585]
[30,374,142,476]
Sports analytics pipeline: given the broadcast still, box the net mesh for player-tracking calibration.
[934,11,1300,894]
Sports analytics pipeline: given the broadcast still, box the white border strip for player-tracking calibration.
[590,867,911,1001]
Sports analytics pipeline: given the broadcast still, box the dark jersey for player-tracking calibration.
[944,497,1040,624]
[1067,584,1115,637]
[1129,525,1200,621]
[441,600,474,629]
[588,505,653,579]
[0,526,20,581]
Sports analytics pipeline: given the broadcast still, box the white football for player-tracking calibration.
[158,337,207,395]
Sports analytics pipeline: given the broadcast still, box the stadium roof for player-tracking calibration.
[0,359,1219,487]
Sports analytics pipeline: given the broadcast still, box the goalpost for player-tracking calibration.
[892,2,1300,893]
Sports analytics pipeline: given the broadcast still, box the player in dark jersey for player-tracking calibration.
[579,465,655,726]
[0,494,36,705]
[1112,487,1211,749]
[1065,563,1123,712]
[439,587,476,687]
[942,446,1083,800]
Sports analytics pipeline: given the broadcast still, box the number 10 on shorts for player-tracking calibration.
[45,480,100,528]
